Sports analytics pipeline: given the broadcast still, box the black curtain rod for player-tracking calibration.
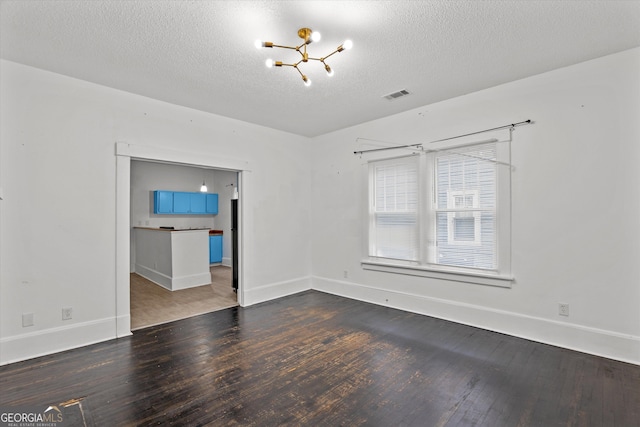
[353,119,533,155]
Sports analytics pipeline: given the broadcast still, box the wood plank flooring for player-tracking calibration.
[1,290,639,426]
[130,265,238,330]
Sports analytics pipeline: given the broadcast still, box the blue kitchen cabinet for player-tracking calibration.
[206,194,218,214]
[154,191,217,215]
[190,192,207,213]
[174,192,208,214]
[153,191,174,214]
[209,234,223,264]
[172,192,191,213]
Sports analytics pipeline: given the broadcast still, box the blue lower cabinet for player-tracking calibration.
[209,235,223,263]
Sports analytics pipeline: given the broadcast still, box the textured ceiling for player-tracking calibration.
[1,1,639,137]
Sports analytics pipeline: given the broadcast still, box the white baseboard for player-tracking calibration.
[0,317,117,366]
[311,276,640,365]
[171,272,212,290]
[5,276,635,366]
[243,276,312,306]
[116,314,133,338]
[135,264,171,289]
[135,264,211,290]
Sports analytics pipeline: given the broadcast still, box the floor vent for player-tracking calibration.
[383,89,410,100]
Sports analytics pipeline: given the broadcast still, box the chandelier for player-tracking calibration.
[255,27,352,86]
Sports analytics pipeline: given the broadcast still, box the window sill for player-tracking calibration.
[361,259,513,288]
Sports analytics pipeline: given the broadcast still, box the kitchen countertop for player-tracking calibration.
[133,227,212,232]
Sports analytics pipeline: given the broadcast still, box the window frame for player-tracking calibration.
[362,131,513,288]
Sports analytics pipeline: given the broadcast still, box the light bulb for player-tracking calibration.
[325,64,334,76]
[200,182,208,192]
[302,75,311,87]
[254,39,262,49]
[311,31,321,43]
[343,39,353,50]
[265,58,274,68]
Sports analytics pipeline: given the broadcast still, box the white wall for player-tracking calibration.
[2,48,638,366]
[131,161,220,231]
[0,60,312,364]
[310,48,640,364]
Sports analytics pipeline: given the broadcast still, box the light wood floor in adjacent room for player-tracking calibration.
[130,265,238,330]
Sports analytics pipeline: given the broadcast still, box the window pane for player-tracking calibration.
[434,143,497,269]
[373,212,418,260]
[436,211,496,268]
[454,216,475,241]
[370,158,419,261]
[375,164,417,212]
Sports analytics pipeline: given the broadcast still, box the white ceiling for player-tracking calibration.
[2,1,639,137]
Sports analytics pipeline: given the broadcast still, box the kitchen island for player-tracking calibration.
[134,227,210,291]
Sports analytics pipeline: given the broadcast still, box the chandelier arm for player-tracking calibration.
[271,44,299,50]
[293,66,306,78]
[275,59,304,68]
[322,49,342,61]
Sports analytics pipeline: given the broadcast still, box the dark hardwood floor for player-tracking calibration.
[1,290,639,426]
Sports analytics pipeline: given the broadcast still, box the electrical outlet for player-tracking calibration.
[22,313,34,327]
[558,303,570,317]
[62,307,73,321]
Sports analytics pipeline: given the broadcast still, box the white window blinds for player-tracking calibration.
[434,143,497,269]
[368,140,507,276]
[369,156,419,261]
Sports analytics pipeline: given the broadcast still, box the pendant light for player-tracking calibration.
[200,172,207,193]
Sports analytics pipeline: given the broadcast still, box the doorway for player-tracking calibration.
[115,143,248,337]
[128,160,239,329]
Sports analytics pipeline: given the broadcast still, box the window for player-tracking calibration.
[364,139,512,287]
[435,144,496,268]
[370,157,419,260]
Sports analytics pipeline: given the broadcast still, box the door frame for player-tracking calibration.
[115,142,249,337]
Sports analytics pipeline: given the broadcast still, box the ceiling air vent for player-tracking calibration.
[383,89,410,101]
